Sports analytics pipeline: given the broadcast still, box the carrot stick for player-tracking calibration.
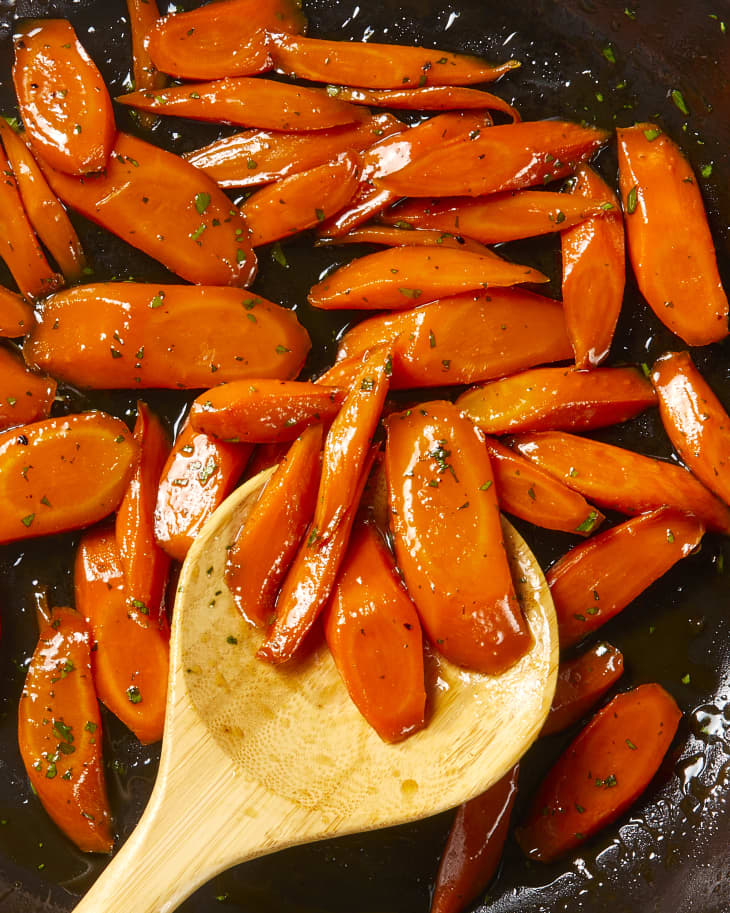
[379,120,610,198]
[457,366,656,435]
[542,643,623,737]
[315,224,495,255]
[385,400,531,674]
[241,441,289,481]
[325,84,520,119]
[547,508,705,648]
[126,0,168,130]
[0,286,33,337]
[18,605,113,853]
[509,430,730,534]
[323,518,426,743]
[37,133,257,288]
[617,124,728,346]
[561,164,625,368]
[13,19,115,175]
[75,525,169,745]
[0,412,137,545]
[190,380,344,443]
[225,424,321,626]
[516,683,681,862]
[23,284,310,389]
[0,345,56,432]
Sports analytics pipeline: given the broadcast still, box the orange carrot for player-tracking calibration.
[0,345,56,432]
[325,84,520,119]
[241,441,289,481]
[126,0,168,130]
[0,286,33,337]
[316,224,494,255]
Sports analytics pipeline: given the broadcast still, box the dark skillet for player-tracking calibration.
[0,0,728,911]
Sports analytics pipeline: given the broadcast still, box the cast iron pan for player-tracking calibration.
[0,0,728,911]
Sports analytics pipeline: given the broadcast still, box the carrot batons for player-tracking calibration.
[326,85,520,119]
[126,0,168,128]
[316,225,494,255]
[0,345,56,432]
[0,285,33,337]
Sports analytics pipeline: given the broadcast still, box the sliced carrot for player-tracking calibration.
[509,430,730,534]
[241,442,289,482]
[126,0,168,129]
[652,351,730,507]
[0,286,33,337]
[75,525,169,745]
[323,519,425,743]
[542,643,624,737]
[38,133,256,287]
[0,345,56,432]
[154,418,251,562]
[190,380,344,443]
[316,224,494,255]
[225,424,321,626]
[242,152,361,246]
[561,164,625,368]
[325,84,519,119]
[24,284,309,389]
[617,124,728,346]
[516,683,681,862]
[385,400,531,674]
[13,19,115,175]
[431,765,519,913]
[457,366,656,435]
[484,436,604,537]
[0,412,137,545]
[18,605,112,853]
[379,120,610,198]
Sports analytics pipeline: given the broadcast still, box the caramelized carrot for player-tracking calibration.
[0,346,56,432]
[38,133,256,287]
[24,284,309,389]
[509,430,730,534]
[386,400,531,674]
[484,436,604,537]
[617,124,728,346]
[326,85,519,118]
[190,380,344,443]
[316,225,494,255]
[323,519,425,742]
[457,366,656,435]
[516,683,681,862]
[241,441,288,481]
[13,19,115,175]
[18,605,112,853]
[75,526,169,745]
[431,765,519,913]
[126,0,168,129]
[547,508,705,648]
[0,413,137,545]
[542,643,624,737]
[225,424,321,626]
[154,418,251,562]
[561,164,625,368]
[0,286,33,337]
[652,351,730,507]
[242,153,361,246]
[379,120,610,198]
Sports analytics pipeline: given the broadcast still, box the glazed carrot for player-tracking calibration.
[652,351,730,507]
[316,225,494,255]
[516,683,681,862]
[547,508,705,648]
[269,32,519,88]
[308,247,547,310]
[381,191,614,245]
[386,400,531,674]
[147,0,305,79]
[542,643,623,737]
[115,403,171,625]
[38,133,256,288]
[509,431,730,534]
[484,436,604,537]
[457,366,656,435]
[561,164,625,368]
[325,85,520,119]
[126,0,168,129]
[185,114,402,189]
[18,605,112,853]
[431,765,519,913]
[24,284,310,389]
[241,441,289,481]
[154,418,251,562]
[242,153,361,246]
[323,519,425,743]
[379,120,610,198]
[617,124,728,346]
[0,286,33,337]
[75,526,169,745]
[0,121,86,281]
[0,346,56,432]
[13,19,115,175]
[225,424,321,626]
[0,413,137,545]
[116,79,361,131]
[190,380,344,443]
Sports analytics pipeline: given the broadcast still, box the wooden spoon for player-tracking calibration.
[74,468,558,913]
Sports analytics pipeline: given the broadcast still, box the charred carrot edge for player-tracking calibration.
[0,345,56,432]
[324,85,520,119]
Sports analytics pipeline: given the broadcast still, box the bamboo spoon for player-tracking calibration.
[74,468,558,913]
